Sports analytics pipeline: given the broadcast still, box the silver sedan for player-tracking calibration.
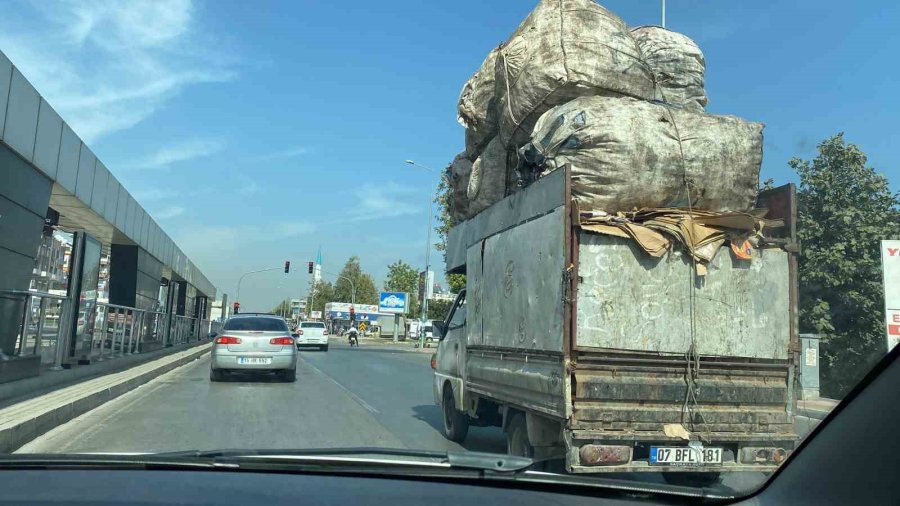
[210,314,297,382]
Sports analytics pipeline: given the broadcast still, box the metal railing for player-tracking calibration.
[5,290,70,368]
[3,290,208,372]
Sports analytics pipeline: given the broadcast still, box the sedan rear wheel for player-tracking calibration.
[209,369,226,382]
[281,369,296,382]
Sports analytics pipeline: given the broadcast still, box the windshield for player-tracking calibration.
[224,318,289,332]
[2,0,897,500]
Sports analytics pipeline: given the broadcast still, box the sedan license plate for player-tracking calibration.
[237,357,272,365]
[650,447,722,466]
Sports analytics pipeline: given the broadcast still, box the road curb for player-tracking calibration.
[0,344,211,453]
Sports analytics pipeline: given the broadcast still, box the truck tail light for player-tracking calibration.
[323,330,328,336]
[215,336,241,345]
[430,354,437,370]
[579,445,631,466]
[740,446,791,464]
[270,337,294,345]
[298,329,304,335]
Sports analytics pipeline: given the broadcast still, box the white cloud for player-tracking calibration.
[128,138,225,170]
[238,178,261,196]
[254,146,310,161]
[155,206,185,219]
[338,182,422,223]
[0,0,237,143]
[132,188,172,202]
[173,221,317,255]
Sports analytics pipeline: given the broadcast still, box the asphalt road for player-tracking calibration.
[17,339,788,494]
[18,340,506,454]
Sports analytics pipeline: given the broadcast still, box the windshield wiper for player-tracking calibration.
[151,447,533,473]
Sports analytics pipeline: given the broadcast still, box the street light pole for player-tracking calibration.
[236,266,285,306]
[405,160,437,348]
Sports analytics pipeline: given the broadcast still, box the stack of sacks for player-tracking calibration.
[449,0,760,222]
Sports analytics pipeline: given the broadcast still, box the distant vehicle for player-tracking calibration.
[421,319,441,345]
[210,314,297,382]
[295,321,329,351]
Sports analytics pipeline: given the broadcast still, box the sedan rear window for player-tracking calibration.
[300,322,326,328]
[224,317,289,332]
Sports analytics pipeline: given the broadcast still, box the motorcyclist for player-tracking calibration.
[346,326,359,346]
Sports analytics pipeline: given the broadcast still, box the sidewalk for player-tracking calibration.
[0,343,210,453]
[0,340,209,410]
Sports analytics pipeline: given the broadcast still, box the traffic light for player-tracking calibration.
[308,261,314,274]
[349,305,355,321]
[233,301,240,314]
[284,260,290,273]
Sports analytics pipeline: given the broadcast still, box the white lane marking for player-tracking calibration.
[298,355,380,415]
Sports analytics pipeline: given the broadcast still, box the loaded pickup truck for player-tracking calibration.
[431,167,799,478]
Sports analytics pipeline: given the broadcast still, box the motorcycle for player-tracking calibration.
[347,329,359,347]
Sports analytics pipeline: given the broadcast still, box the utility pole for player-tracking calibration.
[661,0,666,28]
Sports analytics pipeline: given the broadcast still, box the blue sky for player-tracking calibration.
[1,0,897,311]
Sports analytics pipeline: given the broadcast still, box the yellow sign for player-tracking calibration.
[358,322,367,332]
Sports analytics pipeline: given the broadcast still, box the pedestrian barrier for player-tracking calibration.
[2,290,213,374]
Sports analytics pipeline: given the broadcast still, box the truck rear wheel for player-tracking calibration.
[442,385,469,443]
[506,413,534,458]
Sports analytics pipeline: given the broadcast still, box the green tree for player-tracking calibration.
[333,256,378,305]
[791,133,900,397]
[434,164,455,257]
[270,299,291,316]
[384,259,420,315]
[307,281,334,314]
[447,273,466,294]
[427,298,454,321]
[435,164,468,296]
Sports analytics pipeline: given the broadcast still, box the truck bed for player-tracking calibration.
[449,167,798,471]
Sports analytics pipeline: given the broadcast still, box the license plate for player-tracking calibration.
[650,447,722,466]
[237,357,272,365]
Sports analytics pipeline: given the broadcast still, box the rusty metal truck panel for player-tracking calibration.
[466,243,484,347]
[446,167,566,273]
[576,234,791,360]
[478,206,567,353]
[466,350,567,419]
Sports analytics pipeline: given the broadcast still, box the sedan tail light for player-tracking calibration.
[215,336,241,344]
[270,337,294,345]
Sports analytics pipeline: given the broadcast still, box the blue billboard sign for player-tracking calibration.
[379,292,408,314]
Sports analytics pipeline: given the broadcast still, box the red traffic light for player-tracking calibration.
[308,261,314,274]
[284,260,291,273]
[233,301,240,314]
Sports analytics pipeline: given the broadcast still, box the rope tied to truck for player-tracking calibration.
[660,99,713,444]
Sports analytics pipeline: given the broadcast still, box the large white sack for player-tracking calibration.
[466,137,509,217]
[519,96,762,213]
[494,0,655,149]
[632,26,708,111]
[458,47,500,159]
[448,153,473,223]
